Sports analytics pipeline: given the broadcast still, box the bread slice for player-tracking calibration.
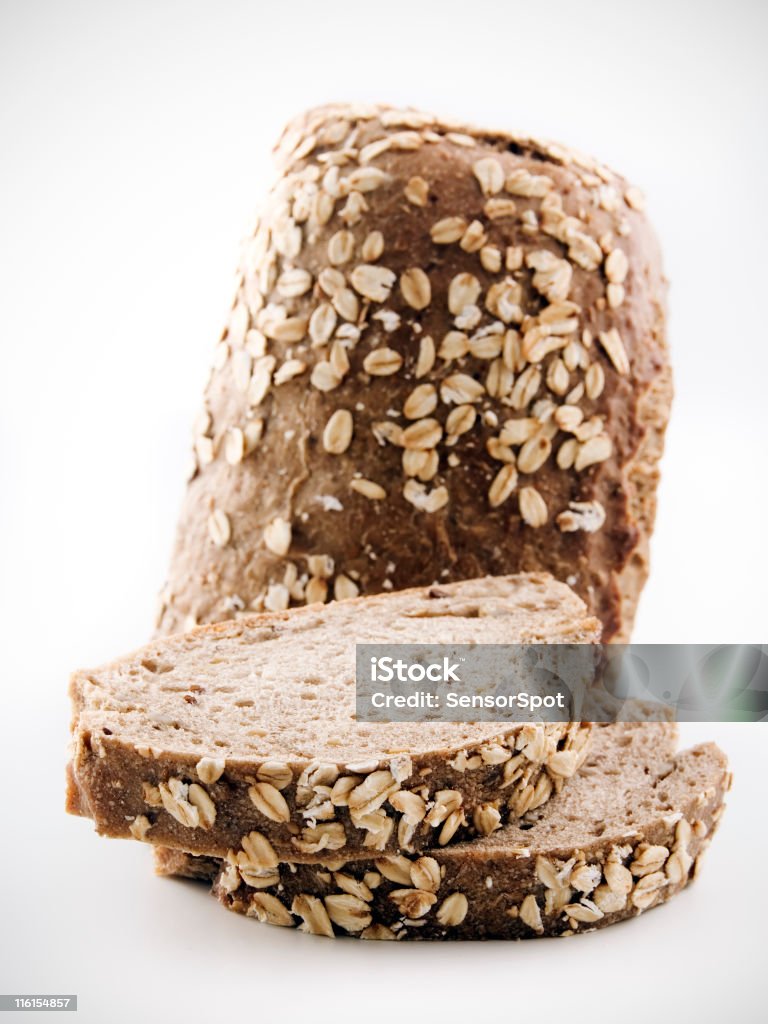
[154,724,730,939]
[67,573,596,859]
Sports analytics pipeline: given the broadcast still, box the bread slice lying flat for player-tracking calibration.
[67,574,596,859]
[154,724,730,940]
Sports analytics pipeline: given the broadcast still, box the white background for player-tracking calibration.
[1,1,766,1022]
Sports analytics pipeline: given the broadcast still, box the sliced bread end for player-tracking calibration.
[154,725,730,939]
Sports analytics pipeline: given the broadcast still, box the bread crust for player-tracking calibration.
[67,723,590,861]
[153,729,729,940]
[156,104,671,642]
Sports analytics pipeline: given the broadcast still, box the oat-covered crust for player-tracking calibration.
[155,727,729,940]
[67,574,595,859]
[156,103,671,643]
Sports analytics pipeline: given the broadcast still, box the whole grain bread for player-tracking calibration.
[156,103,671,643]
[67,574,596,859]
[154,724,730,940]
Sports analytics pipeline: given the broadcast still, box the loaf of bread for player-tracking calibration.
[154,724,729,940]
[156,103,671,642]
[67,574,596,858]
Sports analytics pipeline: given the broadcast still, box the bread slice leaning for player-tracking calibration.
[67,574,597,859]
[154,724,730,940]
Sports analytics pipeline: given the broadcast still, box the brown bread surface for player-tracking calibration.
[156,104,671,643]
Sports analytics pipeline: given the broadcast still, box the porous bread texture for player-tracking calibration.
[154,724,730,940]
[67,574,597,859]
[156,102,671,643]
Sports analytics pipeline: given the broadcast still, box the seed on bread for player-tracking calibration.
[350,478,386,500]
[158,779,200,829]
[604,247,629,284]
[327,230,355,266]
[333,573,359,600]
[400,268,431,310]
[519,486,547,527]
[263,517,292,556]
[249,782,291,823]
[598,328,630,375]
[128,814,152,841]
[517,436,551,474]
[309,303,337,346]
[404,176,429,206]
[403,479,449,512]
[414,334,435,378]
[402,418,442,450]
[224,428,245,465]
[363,348,402,376]
[196,757,226,784]
[310,361,342,392]
[323,409,354,454]
[208,509,231,547]
[274,358,307,385]
[488,464,518,508]
[350,264,396,302]
[403,383,437,420]
[472,157,505,196]
[430,217,467,244]
[447,273,481,315]
[361,231,384,261]
[460,220,488,253]
[574,435,613,471]
[504,168,553,197]
[557,500,606,533]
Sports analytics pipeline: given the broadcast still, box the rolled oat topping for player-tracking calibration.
[163,103,668,634]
